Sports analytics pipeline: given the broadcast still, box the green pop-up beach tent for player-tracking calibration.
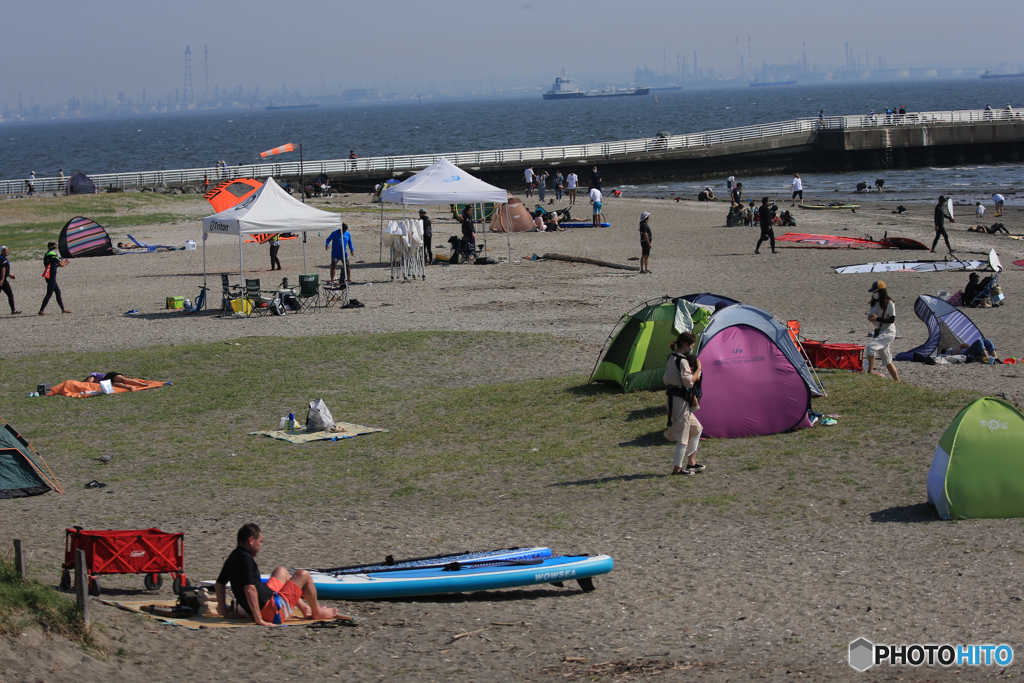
[0,419,63,499]
[589,298,710,393]
[927,397,1024,519]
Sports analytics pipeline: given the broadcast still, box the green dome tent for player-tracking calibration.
[927,397,1024,519]
[589,297,711,393]
[0,419,63,499]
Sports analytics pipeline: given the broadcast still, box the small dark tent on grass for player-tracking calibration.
[0,419,63,499]
[59,216,115,258]
[65,172,96,195]
[895,295,983,361]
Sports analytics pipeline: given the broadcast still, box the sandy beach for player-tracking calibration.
[1,189,1023,682]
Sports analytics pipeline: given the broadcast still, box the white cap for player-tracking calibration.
[640,211,651,221]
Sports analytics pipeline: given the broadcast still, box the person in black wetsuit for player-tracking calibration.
[932,195,955,253]
[0,246,20,314]
[418,209,433,265]
[460,206,476,250]
[754,197,777,254]
[39,242,71,315]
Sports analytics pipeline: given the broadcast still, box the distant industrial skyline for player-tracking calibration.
[2,0,1022,117]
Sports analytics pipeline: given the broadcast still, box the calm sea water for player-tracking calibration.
[1,79,1021,203]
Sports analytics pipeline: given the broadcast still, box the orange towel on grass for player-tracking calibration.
[47,378,167,398]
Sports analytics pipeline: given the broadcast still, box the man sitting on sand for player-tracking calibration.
[215,523,337,626]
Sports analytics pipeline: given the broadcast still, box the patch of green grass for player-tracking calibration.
[0,335,985,526]
[0,558,92,644]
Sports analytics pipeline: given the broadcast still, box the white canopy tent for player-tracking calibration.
[380,158,512,264]
[201,176,343,289]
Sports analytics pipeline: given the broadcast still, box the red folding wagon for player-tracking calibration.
[60,527,190,596]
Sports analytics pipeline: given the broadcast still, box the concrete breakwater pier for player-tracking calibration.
[5,107,1023,196]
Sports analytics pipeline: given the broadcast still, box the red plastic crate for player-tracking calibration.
[61,527,187,594]
[800,340,865,371]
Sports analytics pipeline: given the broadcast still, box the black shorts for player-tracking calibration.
[641,244,651,256]
[792,190,803,200]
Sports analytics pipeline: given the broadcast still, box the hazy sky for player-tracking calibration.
[4,0,1023,106]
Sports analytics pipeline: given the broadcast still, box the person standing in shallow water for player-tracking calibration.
[664,332,705,476]
[638,211,653,273]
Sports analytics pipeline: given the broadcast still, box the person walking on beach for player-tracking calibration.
[418,209,433,265]
[590,186,603,227]
[553,172,564,202]
[755,197,777,254]
[268,233,282,271]
[215,523,338,626]
[791,173,803,206]
[730,182,743,207]
[524,166,534,197]
[664,332,705,476]
[992,193,1004,217]
[588,166,602,192]
[536,170,548,202]
[566,171,578,206]
[325,224,353,283]
[865,280,900,382]
[931,195,955,253]
[638,211,653,274]
[0,246,20,315]
[38,242,70,315]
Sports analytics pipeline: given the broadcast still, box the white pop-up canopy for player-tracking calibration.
[380,158,511,262]
[201,176,342,287]
[381,157,508,204]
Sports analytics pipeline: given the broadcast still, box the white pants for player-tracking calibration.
[866,329,895,366]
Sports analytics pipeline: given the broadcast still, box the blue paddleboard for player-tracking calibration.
[307,554,614,600]
[560,222,610,228]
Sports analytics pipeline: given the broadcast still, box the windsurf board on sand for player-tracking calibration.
[317,547,552,575]
[798,203,860,210]
[834,249,1002,274]
[304,553,614,600]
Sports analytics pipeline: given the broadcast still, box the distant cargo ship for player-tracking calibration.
[980,70,1024,80]
[543,73,649,100]
[750,80,798,87]
[265,103,320,111]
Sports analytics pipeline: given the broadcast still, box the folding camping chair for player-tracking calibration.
[220,274,242,314]
[296,274,321,312]
[244,279,274,317]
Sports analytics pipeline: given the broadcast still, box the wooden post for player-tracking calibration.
[12,539,26,578]
[74,549,90,628]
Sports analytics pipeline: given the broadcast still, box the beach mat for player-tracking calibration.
[47,378,168,398]
[100,598,358,630]
[249,421,388,443]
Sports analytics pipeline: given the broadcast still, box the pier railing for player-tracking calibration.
[3,107,1017,195]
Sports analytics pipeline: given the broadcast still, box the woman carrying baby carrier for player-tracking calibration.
[664,332,706,476]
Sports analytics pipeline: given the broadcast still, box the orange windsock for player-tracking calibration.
[260,143,296,158]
